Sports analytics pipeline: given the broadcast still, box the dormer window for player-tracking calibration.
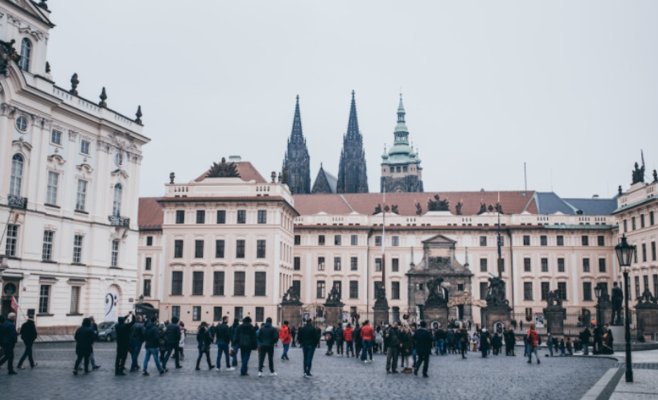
[19,38,32,72]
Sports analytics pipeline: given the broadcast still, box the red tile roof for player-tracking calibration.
[194,161,267,184]
[138,197,163,230]
[293,191,537,216]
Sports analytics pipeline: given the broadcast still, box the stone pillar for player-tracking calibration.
[324,303,344,326]
[595,302,612,327]
[281,303,303,328]
[636,303,658,340]
[423,303,449,328]
[543,306,566,335]
[482,305,512,331]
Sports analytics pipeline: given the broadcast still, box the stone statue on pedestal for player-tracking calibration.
[610,282,623,326]
[486,276,509,307]
[425,277,449,306]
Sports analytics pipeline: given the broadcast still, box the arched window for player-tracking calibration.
[10,154,24,197]
[112,183,122,217]
[19,38,32,72]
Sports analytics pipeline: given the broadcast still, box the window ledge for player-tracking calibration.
[109,266,121,270]
[44,203,60,209]
[74,209,89,215]
[71,262,87,266]
[41,259,57,264]
[66,313,83,317]
[37,313,54,317]
[7,256,21,261]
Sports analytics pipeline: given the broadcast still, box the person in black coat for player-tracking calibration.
[129,315,145,372]
[73,318,96,375]
[162,317,182,370]
[195,322,214,370]
[257,317,278,376]
[412,320,433,378]
[215,316,233,370]
[17,316,37,369]
[235,317,257,376]
[142,319,164,375]
[299,319,321,378]
[114,314,133,375]
[0,313,18,375]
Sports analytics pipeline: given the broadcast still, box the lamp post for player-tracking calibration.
[594,283,603,328]
[614,235,636,383]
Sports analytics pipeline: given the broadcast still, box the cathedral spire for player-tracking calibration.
[337,90,369,193]
[290,94,304,143]
[346,90,360,139]
[282,95,311,194]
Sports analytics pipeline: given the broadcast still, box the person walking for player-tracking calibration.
[324,326,334,356]
[178,322,186,361]
[17,315,37,369]
[129,315,145,372]
[413,321,433,378]
[235,316,257,376]
[0,312,18,375]
[230,318,240,367]
[458,327,469,359]
[385,323,401,373]
[344,323,354,357]
[334,323,344,356]
[299,319,320,378]
[215,316,234,370]
[399,325,413,373]
[360,320,374,363]
[114,315,132,376]
[480,328,491,358]
[353,323,362,359]
[73,318,95,375]
[279,320,292,361]
[195,322,214,370]
[88,317,101,370]
[257,317,278,377]
[580,327,591,355]
[142,319,165,376]
[162,317,182,370]
[526,323,540,364]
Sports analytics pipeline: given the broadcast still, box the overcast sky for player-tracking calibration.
[46,0,658,198]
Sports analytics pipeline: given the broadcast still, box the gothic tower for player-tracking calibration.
[380,94,423,192]
[337,91,369,193]
[282,95,311,194]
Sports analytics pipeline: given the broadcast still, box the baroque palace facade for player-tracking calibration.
[137,152,658,330]
[0,1,149,333]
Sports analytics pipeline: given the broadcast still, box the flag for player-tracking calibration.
[10,296,18,311]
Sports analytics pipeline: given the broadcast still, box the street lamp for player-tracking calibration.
[594,283,603,329]
[614,235,636,383]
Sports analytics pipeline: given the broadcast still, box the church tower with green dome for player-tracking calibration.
[380,94,423,193]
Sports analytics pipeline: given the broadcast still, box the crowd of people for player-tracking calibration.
[0,311,614,378]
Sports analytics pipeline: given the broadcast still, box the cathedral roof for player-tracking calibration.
[311,165,337,194]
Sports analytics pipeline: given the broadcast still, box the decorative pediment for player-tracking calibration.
[76,163,93,174]
[111,169,129,179]
[12,137,32,152]
[47,153,66,165]
[18,25,46,41]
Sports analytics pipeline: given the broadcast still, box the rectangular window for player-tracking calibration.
[523,257,531,272]
[213,271,225,296]
[234,271,245,296]
[70,286,81,314]
[234,307,243,321]
[557,235,564,246]
[349,280,359,299]
[76,179,87,211]
[146,236,153,246]
[213,306,223,322]
[257,209,267,224]
[523,235,530,246]
[632,217,636,230]
[256,239,266,258]
[652,242,656,261]
[143,279,152,298]
[641,214,645,228]
[391,281,400,299]
[255,271,266,296]
[635,276,640,298]
[318,235,325,246]
[174,239,183,258]
[46,171,59,205]
[479,282,488,300]
[171,271,183,295]
[351,235,358,246]
[350,257,358,271]
[42,230,54,261]
[80,139,90,155]
[582,258,590,273]
[375,258,383,272]
[145,257,152,271]
[73,234,83,264]
[255,307,265,323]
[557,258,565,273]
[654,274,658,297]
[375,236,382,247]
[192,271,204,295]
[597,236,605,247]
[581,236,589,246]
[541,258,548,273]
[51,129,62,145]
[216,210,226,224]
[334,235,341,246]
[392,258,399,272]
[196,210,205,224]
[39,285,50,314]
[175,210,185,224]
[292,280,301,298]
[598,258,606,273]
[642,243,647,262]
[523,282,533,301]
[172,306,180,319]
[650,211,655,226]
[557,282,567,300]
[192,306,201,321]
[5,224,18,257]
[316,281,326,299]
[236,239,245,258]
[332,281,342,298]
[541,282,550,301]
[294,235,301,245]
[540,235,547,246]
[215,240,225,258]
[237,210,246,224]
[294,256,301,271]
[479,236,487,247]
[623,219,628,233]
[318,256,325,271]
[480,258,488,272]
[111,239,119,267]
[392,236,400,247]
[643,275,649,292]
[334,257,341,271]
[194,240,204,258]
[583,282,592,301]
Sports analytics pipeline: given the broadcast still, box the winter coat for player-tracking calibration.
[0,320,17,347]
[413,328,433,355]
[279,325,292,344]
[144,323,161,348]
[115,321,131,347]
[75,326,96,355]
[236,322,258,350]
[384,327,401,347]
[334,326,344,342]
[130,321,145,343]
[197,326,213,350]
[257,323,279,347]
[360,324,375,341]
[215,323,231,344]
[20,319,37,343]
[164,323,181,345]
[343,327,354,342]
[527,328,539,347]
[298,323,321,347]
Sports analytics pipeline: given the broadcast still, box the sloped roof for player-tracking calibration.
[138,197,163,230]
[535,192,617,216]
[194,161,267,184]
[312,166,338,194]
[563,198,617,216]
[535,192,575,215]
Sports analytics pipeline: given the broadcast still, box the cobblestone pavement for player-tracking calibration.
[0,341,615,400]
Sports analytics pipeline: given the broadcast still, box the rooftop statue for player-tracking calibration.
[207,157,240,178]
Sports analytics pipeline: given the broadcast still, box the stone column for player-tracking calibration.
[324,302,344,326]
[543,306,566,335]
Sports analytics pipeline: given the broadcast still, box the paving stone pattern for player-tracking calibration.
[0,341,615,400]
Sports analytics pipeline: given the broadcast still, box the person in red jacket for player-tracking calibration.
[344,324,354,357]
[360,320,375,363]
[526,323,540,365]
[279,321,292,361]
